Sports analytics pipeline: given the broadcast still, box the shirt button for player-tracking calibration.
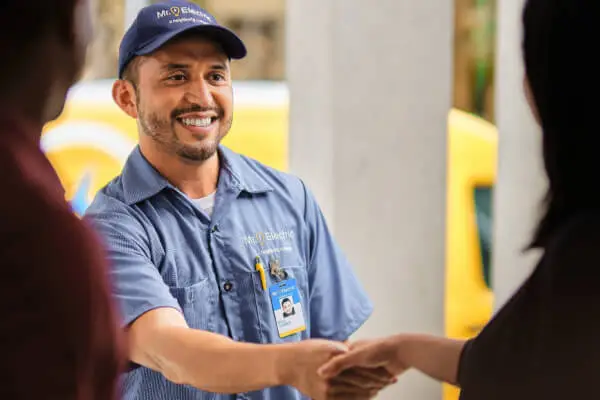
[223,281,233,292]
[211,225,219,233]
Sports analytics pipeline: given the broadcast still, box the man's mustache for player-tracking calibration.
[171,105,224,119]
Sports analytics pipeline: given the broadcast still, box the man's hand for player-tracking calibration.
[318,337,408,382]
[327,365,397,398]
[280,339,391,399]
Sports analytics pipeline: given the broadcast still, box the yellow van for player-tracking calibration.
[42,79,496,400]
[443,109,496,400]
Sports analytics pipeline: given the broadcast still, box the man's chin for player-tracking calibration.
[176,143,219,163]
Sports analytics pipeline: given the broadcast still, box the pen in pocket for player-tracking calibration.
[254,256,267,290]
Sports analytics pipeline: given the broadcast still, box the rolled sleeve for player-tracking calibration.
[85,207,181,327]
[301,183,373,341]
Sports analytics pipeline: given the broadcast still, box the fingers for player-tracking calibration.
[332,373,382,391]
[318,349,367,378]
[323,368,395,400]
[327,341,350,354]
[326,380,381,399]
[310,372,389,400]
[342,367,397,387]
[309,339,401,400]
[331,368,394,390]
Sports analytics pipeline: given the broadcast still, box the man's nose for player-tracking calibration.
[186,79,214,107]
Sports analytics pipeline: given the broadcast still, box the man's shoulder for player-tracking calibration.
[225,148,306,195]
[85,174,130,217]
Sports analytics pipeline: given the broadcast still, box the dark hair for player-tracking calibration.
[524,0,600,248]
[281,298,292,305]
[0,1,75,45]
[122,57,143,87]
[0,1,76,90]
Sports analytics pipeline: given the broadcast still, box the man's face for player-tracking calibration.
[133,36,233,162]
[282,300,293,315]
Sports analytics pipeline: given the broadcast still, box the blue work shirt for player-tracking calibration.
[85,145,373,400]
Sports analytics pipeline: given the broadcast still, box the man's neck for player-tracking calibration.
[141,146,221,199]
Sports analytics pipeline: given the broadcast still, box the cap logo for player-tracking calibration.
[156,6,210,20]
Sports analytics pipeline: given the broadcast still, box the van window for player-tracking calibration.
[474,186,493,288]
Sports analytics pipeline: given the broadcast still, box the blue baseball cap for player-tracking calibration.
[118,1,247,78]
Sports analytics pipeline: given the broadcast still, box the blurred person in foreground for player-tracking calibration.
[0,1,124,399]
[320,0,600,398]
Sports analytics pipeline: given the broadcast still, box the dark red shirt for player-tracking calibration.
[0,115,125,399]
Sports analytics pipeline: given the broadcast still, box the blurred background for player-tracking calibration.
[43,1,547,399]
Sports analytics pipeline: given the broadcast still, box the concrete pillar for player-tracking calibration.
[287,1,453,398]
[491,0,547,310]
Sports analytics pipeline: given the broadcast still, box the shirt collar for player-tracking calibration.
[121,146,172,205]
[218,145,274,194]
[122,145,273,205]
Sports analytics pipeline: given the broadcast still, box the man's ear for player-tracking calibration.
[112,79,139,119]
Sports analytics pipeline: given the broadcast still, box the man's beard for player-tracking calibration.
[138,102,232,162]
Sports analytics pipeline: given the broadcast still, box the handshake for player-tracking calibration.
[280,336,407,400]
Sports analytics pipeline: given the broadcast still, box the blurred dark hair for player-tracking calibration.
[0,1,76,71]
[524,0,600,248]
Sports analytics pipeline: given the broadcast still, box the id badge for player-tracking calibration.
[269,278,306,338]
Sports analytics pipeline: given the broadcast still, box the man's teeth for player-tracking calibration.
[181,117,212,127]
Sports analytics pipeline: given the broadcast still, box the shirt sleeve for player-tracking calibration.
[301,182,373,341]
[456,339,474,388]
[85,205,182,328]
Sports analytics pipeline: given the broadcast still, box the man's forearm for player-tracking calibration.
[148,326,292,393]
[393,334,466,385]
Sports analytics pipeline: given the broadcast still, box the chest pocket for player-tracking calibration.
[252,265,310,343]
[169,278,217,332]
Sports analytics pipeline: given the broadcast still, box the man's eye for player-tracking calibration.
[210,73,226,81]
[167,73,186,81]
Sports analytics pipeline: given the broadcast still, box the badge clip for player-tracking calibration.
[269,257,288,282]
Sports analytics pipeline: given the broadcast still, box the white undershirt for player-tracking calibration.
[190,191,216,218]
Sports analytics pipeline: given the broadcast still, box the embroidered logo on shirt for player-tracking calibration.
[242,230,295,247]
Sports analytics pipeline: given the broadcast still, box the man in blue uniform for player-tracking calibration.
[86,2,387,399]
